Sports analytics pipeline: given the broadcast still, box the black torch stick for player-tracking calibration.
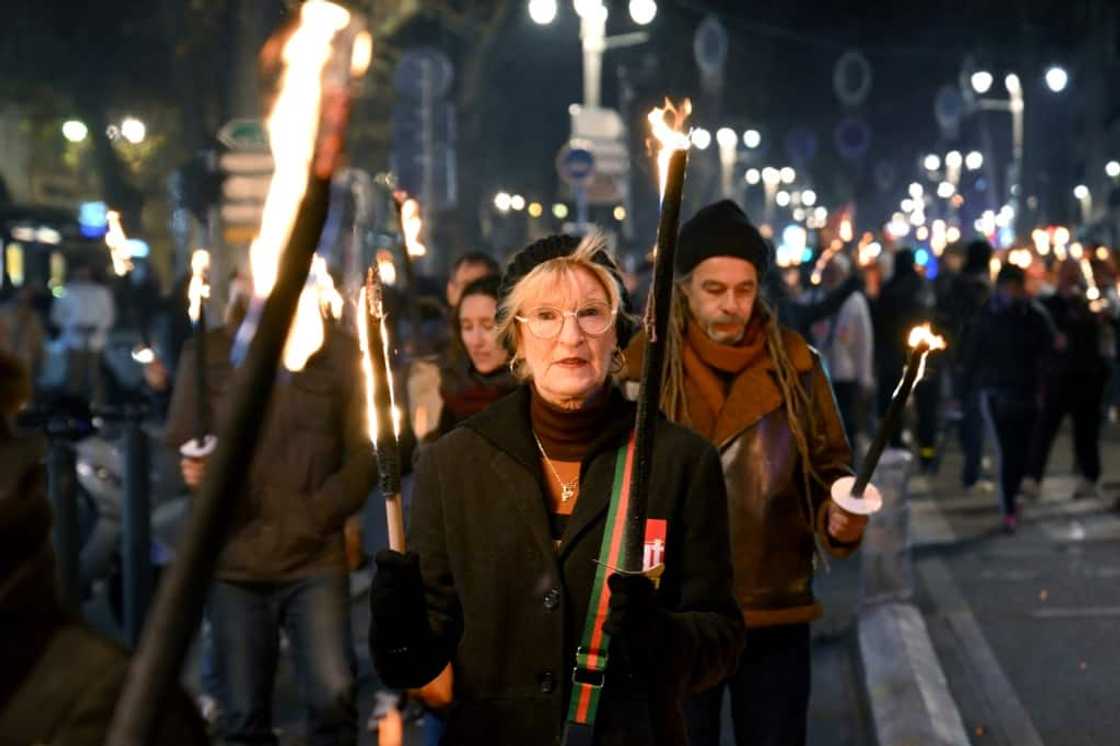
[622,147,689,574]
[851,340,929,497]
[364,268,406,551]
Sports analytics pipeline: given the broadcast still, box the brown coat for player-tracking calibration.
[623,326,857,627]
[165,324,376,580]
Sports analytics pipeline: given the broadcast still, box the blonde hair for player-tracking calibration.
[497,232,628,380]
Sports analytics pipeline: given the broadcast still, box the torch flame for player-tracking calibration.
[399,197,427,257]
[356,278,402,444]
[908,323,947,352]
[647,98,692,204]
[904,323,947,389]
[309,254,343,319]
[376,250,398,286]
[188,249,211,324]
[246,0,351,371]
[104,210,133,277]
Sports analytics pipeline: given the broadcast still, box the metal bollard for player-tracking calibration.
[122,409,153,647]
[46,436,81,612]
[860,447,914,605]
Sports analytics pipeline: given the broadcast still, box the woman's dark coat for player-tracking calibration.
[386,385,744,745]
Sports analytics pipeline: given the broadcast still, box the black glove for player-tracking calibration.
[370,550,435,686]
[602,573,670,672]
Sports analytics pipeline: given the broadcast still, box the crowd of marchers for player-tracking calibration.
[2,198,1119,745]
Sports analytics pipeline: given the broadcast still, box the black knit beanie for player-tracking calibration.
[676,200,771,278]
[498,234,635,347]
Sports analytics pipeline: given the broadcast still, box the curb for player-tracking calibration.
[858,601,970,746]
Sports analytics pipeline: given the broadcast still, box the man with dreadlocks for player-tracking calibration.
[621,200,867,746]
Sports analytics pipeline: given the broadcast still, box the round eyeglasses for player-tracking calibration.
[515,302,615,339]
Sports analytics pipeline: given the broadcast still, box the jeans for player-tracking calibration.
[209,573,356,745]
[685,623,811,746]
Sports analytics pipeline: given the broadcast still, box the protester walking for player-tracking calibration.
[370,234,744,745]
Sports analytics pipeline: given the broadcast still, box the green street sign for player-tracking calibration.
[217,118,267,150]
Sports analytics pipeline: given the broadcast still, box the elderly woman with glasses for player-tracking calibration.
[370,234,744,746]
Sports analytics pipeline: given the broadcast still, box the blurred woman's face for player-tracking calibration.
[458,294,506,375]
[516,266,616,408]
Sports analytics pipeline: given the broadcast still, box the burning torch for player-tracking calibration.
[392,190,426,352]
[180,249,216,458]
[621,98,692,575]
[107,4,370,743]
[358,268,406,551]
[105,210,157,364]
[831,323,947,515]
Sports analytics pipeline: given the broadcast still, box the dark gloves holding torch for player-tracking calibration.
[370,549,447,688]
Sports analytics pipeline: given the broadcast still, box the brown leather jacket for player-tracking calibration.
[165,324,376,581]
[623,327,857,627]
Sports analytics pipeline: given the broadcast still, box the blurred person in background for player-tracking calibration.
[872,248,936,458]
[50,261,115,403]
[1024,259,1118,500]
[408,275,515,444]
[808,253,874,447]
[943,240,994,491]
[165,271,376,745]
[961,266,1054,532]
[408,253,502,443]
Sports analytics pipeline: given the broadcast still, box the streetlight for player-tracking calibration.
[120,117,146,144]
[937,181,955,199]
[510,194,526,211]
[528,0,557,24]
[573,0,608,108]
[971,70,994,94]
[745,168,761,185]
[1044,65,1069,93]
[1106,160,1120,178]
[494,191,512,212]
[1004,73,1021,96]
[908,182,924,199]
[965,150,984,170]
[776,190,791,207]
[923,154,941,171]
[690,127,711,150]
[779,166,795,184]
[1074,184,1089,200]
[717,128,738,198]
[742,129,761,149]
[552,203,569,219]
[628,0,657,25]
[801,189,817,206]
[62,119,88,143]
[945,150,963,169]
[761,167,781,186]
[716,127,737,149]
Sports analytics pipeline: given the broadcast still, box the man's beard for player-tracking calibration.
[703,316,748,345]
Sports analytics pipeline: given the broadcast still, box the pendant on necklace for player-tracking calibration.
[561,483,576,502]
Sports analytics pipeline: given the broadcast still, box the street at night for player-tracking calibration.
[2,1,1120,745]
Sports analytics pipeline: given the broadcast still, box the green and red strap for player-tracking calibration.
[562,432,636,744]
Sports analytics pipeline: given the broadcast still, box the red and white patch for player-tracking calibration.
[642,518,667,571]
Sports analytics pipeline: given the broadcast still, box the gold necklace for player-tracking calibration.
[532,431,577,502]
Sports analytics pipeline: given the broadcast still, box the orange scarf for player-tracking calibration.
[681,316,784,444]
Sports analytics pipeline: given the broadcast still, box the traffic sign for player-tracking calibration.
[556,145,596,187]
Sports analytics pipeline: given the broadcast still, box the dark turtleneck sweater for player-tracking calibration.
[529,385,610,542]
